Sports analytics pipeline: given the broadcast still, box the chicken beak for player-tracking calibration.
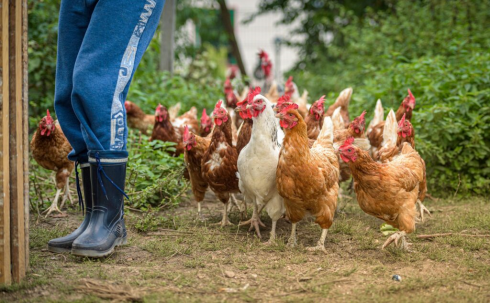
[246,104,253,110]
[275,113,282,119]
[234,107,241,112]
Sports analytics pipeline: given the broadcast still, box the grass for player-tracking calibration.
[2,194,490,302]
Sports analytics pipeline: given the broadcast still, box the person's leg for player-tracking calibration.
[53,0,97,163]
[70,0,165,257]
[70,0,165,160]
[49,0,97,253]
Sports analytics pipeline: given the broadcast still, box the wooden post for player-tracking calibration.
[0,0,28,285]
[0,0,12,285]
[217,0,247,80]
[159,0,175,74]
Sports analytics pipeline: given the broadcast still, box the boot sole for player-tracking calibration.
[48,246,72,254]
[71,236,127,258]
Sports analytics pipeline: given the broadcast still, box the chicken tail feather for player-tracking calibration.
[313,117,334,148]
[382,109,397,148]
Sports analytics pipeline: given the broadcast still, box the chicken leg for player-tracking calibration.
[264,220,278,245]
[306,229,328,253]
[287,222,298,247]
[43,188,63,217]
[239,203,266,238]
[212,202,234,227]
[382,231,411,251]
[417,200,431,222]
[59,178,73,210]
[197,202,207,221]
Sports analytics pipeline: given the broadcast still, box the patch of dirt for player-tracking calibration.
[3,194,490,302]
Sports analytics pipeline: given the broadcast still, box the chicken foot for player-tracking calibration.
[239,203,266,238]
[382,231,411,251]
[212,202,234,227]
[417,200,431,222]
[287,222,298,247]
[263,220,278,245]
[306,229,328,253]
[43,188,63,217]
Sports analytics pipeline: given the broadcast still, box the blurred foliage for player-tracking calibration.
[256,0,490,196]
[28,0,60,127]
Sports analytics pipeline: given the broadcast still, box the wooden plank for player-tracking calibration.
[0,0,11,285]
[22,0,28,272]
[9,0,26,283]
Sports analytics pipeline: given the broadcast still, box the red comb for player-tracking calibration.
[258,50,269,59]
[277,94,291,105]
[398,113,406,127]
[47,109,51,117]
[285,76,293,86]
[359,110,367,120]
[317,95,326,105]
[236,98,246,106]
[202,108,209,119]
[183,125,190,141]
[280,103,299,114]
[248,87,262,103]
[215,100,223,110]
[408,89,414,100]
[341,137,355,149]
[156,104,163,111]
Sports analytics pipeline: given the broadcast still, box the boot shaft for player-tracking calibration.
[90,161,126,227]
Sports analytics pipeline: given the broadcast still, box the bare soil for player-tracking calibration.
[1,193,490,302]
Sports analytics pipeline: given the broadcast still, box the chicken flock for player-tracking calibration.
[32,50,431,251]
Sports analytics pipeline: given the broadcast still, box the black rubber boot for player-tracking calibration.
[48,164,92,253]
[71,160,127,257]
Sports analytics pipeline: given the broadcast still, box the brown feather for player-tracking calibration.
[276,110,339,229]
[31,122,74,190]
[201,113,240,203]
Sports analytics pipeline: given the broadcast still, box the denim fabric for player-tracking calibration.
[54,0,165,162]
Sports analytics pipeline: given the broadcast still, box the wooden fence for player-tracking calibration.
[0,0,29,285]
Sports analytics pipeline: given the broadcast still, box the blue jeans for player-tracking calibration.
[54,0,165,164]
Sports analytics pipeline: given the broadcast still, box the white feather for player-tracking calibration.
[382,109,397,148]
[367,99,384,134]
[237,94,285,227]
[331,107,345,132]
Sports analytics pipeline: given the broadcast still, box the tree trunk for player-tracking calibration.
[217,0,248,81]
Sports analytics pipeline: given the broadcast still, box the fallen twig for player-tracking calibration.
[76,278,147,301]
[453,174,461,198]
[147,229,193,235]
[417,233,490,239]
[425,193,438,201]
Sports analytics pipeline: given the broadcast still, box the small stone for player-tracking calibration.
[224,270,236,278]
[250,274,257,279]
[392,274,402,282]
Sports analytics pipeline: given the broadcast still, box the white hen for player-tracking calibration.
[237,93,285,242]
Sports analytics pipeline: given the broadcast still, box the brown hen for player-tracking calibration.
[31,110,74,216]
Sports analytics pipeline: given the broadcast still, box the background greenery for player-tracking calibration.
[29,0,489,209]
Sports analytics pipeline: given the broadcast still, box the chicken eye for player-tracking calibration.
[348,149,352,152]
[289,113,293,117]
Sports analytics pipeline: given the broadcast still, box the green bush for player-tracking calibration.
[287,1,490,196]
[126,130,189,210]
